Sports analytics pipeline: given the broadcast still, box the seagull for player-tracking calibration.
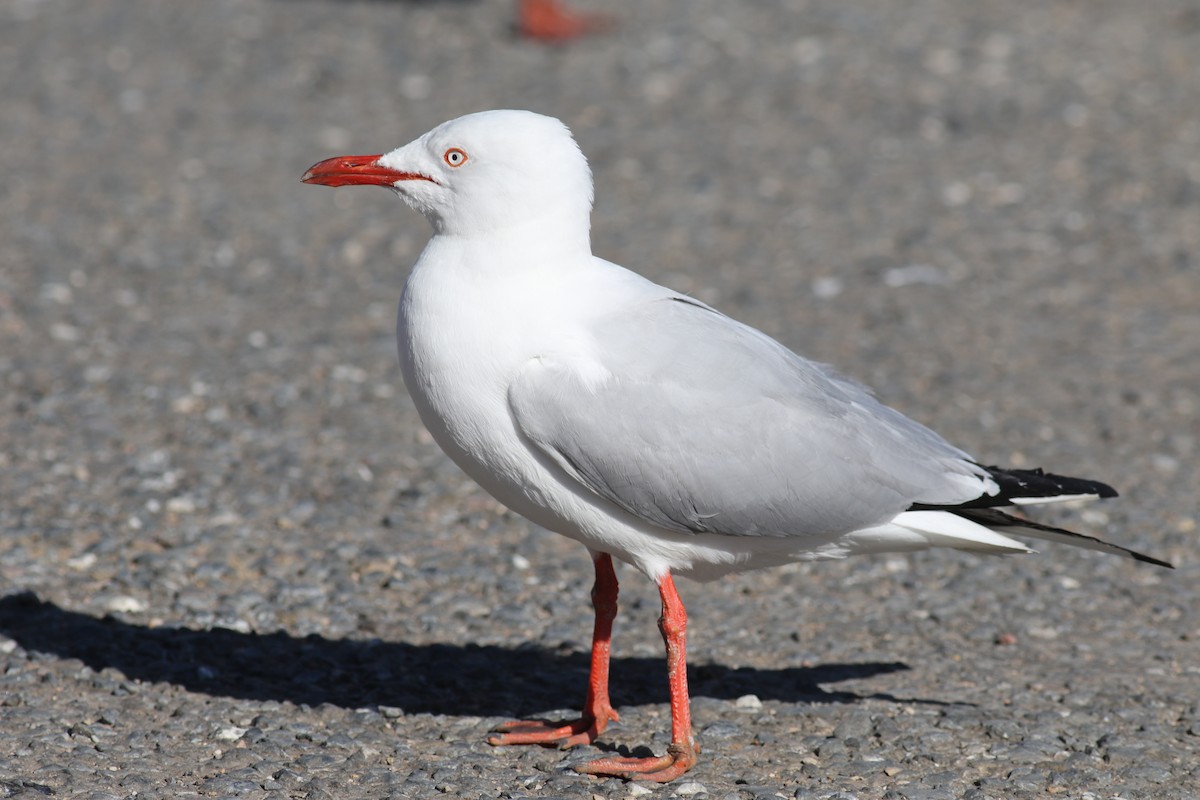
[301,110,1171,782]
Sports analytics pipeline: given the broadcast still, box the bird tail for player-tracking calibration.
[951,507,1173,568]
[890,510,1033,555]
[888,507,1172,568]
[903,464,1170,567]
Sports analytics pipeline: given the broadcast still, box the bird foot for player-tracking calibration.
[517,0,614,42]
[576,741,699,783]
[488,707,618,749]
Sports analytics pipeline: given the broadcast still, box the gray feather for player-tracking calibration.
[509,297,993,539]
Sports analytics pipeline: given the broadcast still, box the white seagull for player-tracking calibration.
[302,110,1170,782]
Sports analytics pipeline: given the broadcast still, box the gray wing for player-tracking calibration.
[509,297,997,538]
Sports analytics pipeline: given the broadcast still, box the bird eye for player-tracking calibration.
[443,147,468,167]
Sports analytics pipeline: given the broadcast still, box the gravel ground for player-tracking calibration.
[2,1,1198,798]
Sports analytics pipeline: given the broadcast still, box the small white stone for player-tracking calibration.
[172,395,201,414]
[215,726,247,742]
[67,553,97,570]
[105,595,147,614]
[734,693,762,711]
[166,495,196,514]
[215,619,252,634]
[673,781,708,796]
[1027,625,1060,640]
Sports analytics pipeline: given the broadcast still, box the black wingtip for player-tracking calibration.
[985,466,1119,503]
[910,466,1121,512]
[1130,550,1174,569]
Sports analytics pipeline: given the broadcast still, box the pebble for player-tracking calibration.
[102,596,147,614]
[0,2,1192,800]
[735,694,763,712]
[215,726,248,742]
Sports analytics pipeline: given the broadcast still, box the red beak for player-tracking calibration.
[301,154,436,188]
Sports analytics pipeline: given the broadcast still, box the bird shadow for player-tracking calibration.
[0,592,954,717]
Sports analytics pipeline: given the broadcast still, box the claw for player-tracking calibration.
[488,707,619,749]
[577,741,699,783]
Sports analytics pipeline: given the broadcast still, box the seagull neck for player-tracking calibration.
[437,212,592,257]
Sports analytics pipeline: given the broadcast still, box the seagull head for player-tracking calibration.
[303,110,594,241]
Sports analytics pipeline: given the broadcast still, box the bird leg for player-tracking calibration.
[516,0,614,42]
[488,553,620,748]
[577,571,699,782]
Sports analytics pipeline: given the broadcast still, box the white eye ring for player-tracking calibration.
[443,147,468,167]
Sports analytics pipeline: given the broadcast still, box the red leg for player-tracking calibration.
[577,571,699,782]
[516,0,614,42]
[489,553,620,748]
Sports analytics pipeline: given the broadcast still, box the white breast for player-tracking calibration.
[395,237,608,534]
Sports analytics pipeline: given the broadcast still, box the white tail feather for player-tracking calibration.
[892,510,1033,555]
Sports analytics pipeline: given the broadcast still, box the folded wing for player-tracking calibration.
[509,297,1000,540]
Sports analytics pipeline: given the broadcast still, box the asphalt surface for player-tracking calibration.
[1,1,1198,798]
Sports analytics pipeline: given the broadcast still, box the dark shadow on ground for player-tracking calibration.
[0,592,942,716]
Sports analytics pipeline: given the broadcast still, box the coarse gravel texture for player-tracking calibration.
[1,0,1198,798]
